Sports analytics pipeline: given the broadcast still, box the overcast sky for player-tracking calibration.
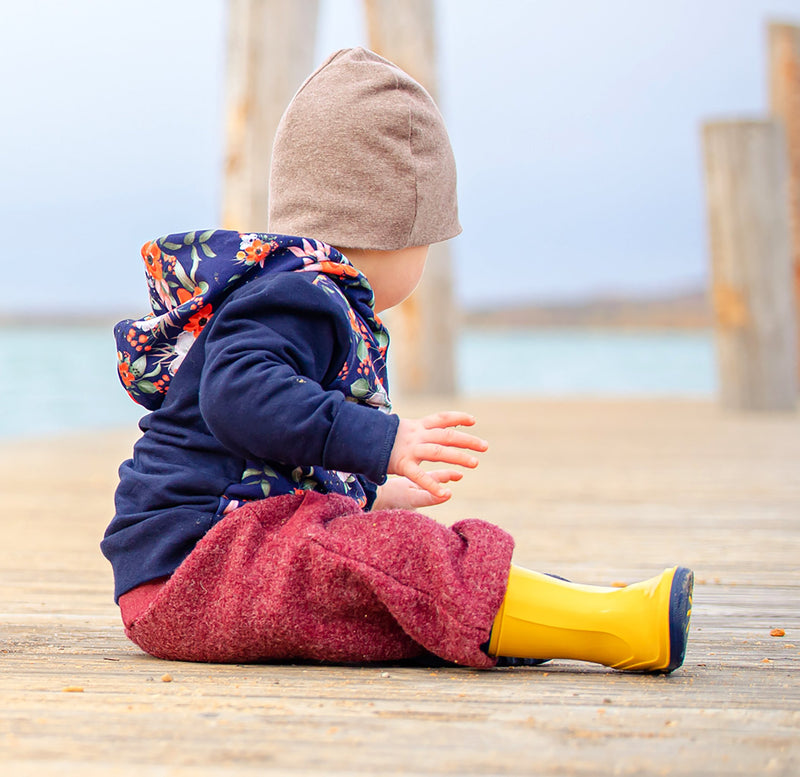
[1,0,798,315]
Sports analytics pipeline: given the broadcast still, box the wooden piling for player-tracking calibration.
[365,0,457,396]
[221,0,319,231]
[768,22,800,384]
[702,119,798,411]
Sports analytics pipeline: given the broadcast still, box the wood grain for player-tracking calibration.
[1,399,798,775]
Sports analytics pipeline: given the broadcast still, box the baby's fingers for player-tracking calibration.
[416,442,483,469]
[422,411,477,431]
[406,466,453,500]
[427,469,464,484]
[403,469,463,507]
[404,487,452,509]
[426,426,488,453]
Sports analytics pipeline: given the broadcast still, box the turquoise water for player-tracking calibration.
[0,325,715,439]
[459,328,715,397]
[0,325,146,439]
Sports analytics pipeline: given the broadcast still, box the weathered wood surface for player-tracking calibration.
[702,119,798,411]
[1,399,799,775]
[221,0,319,231]
[769,22,800,383]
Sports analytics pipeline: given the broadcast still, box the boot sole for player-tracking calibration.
[662,566,694,674]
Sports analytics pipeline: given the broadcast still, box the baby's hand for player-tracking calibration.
[374,470,463,510]
[387,411,488,502]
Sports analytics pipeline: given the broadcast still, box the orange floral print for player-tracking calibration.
[184,304,214,337]
[176,286,203,305]
[118,360,135,388]
[117,230,389,424]
[142,241,163,280]
[236,238,278,267]
[315,261,360,278]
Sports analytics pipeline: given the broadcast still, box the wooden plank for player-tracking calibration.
[1,400,799,774]
[702,120,798,411]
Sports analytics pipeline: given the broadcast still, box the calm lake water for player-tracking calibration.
[0,324,716,439]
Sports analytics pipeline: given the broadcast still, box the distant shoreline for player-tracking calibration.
[463,289,711,330]
[0,314,121,329]
[1,289,712,331]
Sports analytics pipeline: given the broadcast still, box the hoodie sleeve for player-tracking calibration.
[198,272,398,484]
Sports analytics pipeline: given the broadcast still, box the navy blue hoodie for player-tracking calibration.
[102,231,399,601]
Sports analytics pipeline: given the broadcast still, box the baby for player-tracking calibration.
[103,48,692,672]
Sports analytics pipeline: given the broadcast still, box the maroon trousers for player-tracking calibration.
[120,492,514,668]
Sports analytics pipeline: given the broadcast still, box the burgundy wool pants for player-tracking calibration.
[121,492,514,668]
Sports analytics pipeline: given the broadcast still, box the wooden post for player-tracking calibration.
[702,120,798,411]
[768,22,800,385]
[364,0,457,396]
[221,0,319,231]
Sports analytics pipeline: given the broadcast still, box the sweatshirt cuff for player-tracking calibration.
[323,401,399,484]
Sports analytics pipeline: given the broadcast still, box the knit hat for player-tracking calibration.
[268,47,461,250]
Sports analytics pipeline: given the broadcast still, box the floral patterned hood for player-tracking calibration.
[115,230,386,411]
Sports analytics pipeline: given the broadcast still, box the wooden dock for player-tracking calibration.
[1,398,798,775]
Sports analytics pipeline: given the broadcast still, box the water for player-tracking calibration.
[0,324,716,439]
[0,325,146,439]
[459,328,715,397]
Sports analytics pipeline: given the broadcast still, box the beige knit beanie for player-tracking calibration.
[268,47,461,250]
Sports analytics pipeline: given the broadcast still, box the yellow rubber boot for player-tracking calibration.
[488,565,693,673]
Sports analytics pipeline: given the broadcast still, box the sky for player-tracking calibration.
[1,0,798,316]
